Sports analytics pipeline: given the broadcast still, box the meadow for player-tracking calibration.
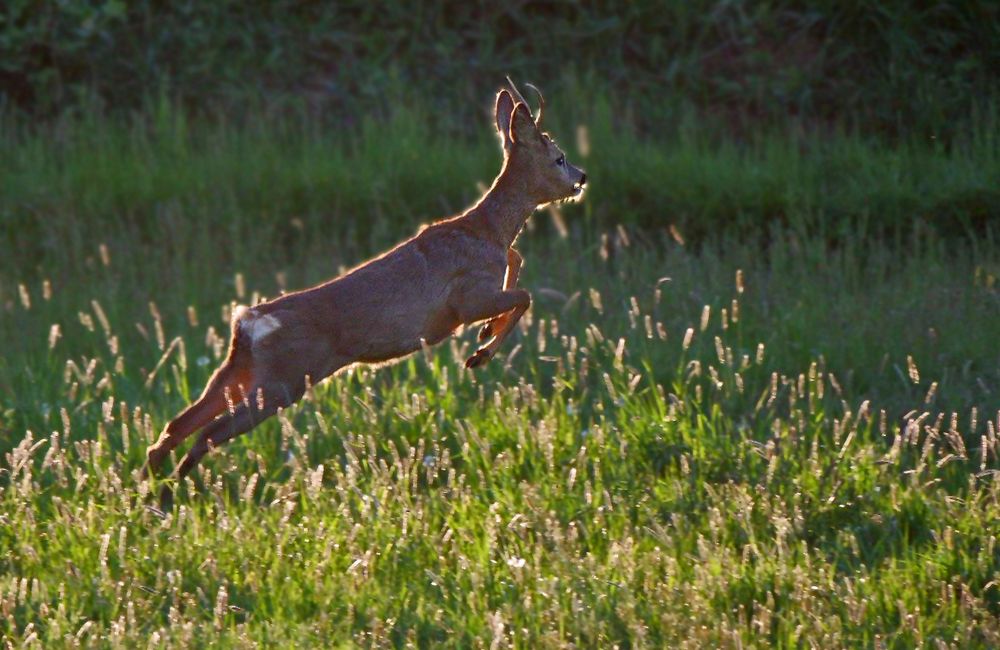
[1,90,999,647]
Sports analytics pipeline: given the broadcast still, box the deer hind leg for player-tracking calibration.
[159,378,306,508]
[143,355,252,479]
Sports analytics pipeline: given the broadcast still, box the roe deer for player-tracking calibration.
[144,80,586,505]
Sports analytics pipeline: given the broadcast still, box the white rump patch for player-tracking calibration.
[238,308,282,343]
[252,314,282,340]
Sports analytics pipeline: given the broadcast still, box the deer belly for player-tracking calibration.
[346,297,454,362]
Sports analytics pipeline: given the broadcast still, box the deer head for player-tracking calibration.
[494,80,587,206]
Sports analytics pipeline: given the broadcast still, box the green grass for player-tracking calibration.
[1,105,999,647]
[2,93,997,267]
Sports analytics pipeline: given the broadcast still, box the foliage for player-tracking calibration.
[2,1,998,137]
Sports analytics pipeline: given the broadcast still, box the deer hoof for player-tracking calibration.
[143,444,169,479]
[478,322,494,341]
[158,484,175,511]
[465,349,492,368]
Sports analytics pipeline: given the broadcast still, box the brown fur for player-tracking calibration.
[143,82,587,505]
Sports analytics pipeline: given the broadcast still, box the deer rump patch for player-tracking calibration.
[234,306,282,343]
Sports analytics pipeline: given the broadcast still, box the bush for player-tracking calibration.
[2,1,997,137]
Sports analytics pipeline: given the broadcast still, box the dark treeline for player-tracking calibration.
[2,1,997,138]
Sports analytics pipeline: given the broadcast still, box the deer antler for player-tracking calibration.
[524,82,544,128]
[505,76,544,127]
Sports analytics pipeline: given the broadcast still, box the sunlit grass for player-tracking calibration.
[1,107,999,647]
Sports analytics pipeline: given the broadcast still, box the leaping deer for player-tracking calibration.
[144,80,587,505]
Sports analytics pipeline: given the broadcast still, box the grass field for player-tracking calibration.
[1,99,999,647]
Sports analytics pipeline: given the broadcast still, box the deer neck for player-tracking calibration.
[466,166,538,248]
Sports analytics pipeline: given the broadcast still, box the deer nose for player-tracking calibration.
[578,173,587,186]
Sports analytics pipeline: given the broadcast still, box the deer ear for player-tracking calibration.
[509,103,538,145]
[495,90,515,151]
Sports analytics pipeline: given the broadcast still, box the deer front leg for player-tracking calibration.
[457,287,531,368]
[479,248,523,342]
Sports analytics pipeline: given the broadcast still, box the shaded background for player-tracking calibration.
[2,0,998,262]
[4,0,997,136]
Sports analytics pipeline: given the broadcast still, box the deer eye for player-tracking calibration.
[555,156,565,166]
